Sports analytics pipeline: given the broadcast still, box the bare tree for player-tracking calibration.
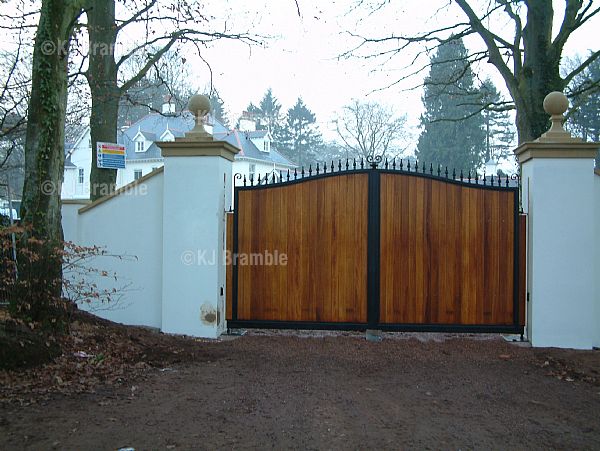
[83,0,261,200]
[336,100,407,160]
[343,0,600,143]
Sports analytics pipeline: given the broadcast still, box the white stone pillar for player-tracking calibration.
[515,92,598,349]
[158,95,239,338]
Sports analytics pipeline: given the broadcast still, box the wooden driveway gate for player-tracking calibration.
[226,158,525,334]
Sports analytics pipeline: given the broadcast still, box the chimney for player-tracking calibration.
[239,111,256,132]
[162,95,175,115]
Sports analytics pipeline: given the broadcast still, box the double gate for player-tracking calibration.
[226,158,525,334]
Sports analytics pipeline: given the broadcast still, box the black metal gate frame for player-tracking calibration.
[229,157,523,334]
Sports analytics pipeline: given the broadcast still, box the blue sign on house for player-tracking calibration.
[97,142,126,169]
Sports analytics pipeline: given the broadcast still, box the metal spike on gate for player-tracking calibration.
[430,163,434,175]
[360,158,364,169]
[445,166,448,178]
[468,170,471,182]
[338,160,342,171]
[323,162,327,174]
[400,159,404,170]
[353,158,357,170]
[385,157,389,169]
[505,174,509,187]
[422,162,426,173]
[287,169,290,182]
[452,168,456,179]
[460,169,464,182]
[309,165,312,176]
[490,174,494,185]
[280,170,283,183]
[272,172,277,184]
[243,175,247,186]
[415,161,419,172]
[392,158,396,170]
[407,160,411,171]
[345,159,349,170]
[294,168,298,180]
[483,171,486,185]
[331,160,335,172]
[437,165,441,177]
[475,172,479,184]
[316,163,320,175]
[301,167,305,178]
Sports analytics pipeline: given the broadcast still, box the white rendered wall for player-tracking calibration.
[161,155,233,338]
[69,173,164,329]
[595,173,600,348]
[522,158,596,349]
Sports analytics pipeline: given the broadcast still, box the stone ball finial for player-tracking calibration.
[186,94,212,140]
[543,91,569,116]
[187,94,211,119]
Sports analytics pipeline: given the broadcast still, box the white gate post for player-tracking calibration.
[515,92,599,349]
[158,95,239,338]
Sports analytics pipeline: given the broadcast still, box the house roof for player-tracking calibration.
[120,112,295,167]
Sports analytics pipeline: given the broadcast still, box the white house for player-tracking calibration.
[62,107,295,200]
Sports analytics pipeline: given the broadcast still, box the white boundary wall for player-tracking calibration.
[595,171,600,348]
[63,172,164,329]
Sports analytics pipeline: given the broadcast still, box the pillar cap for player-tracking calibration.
[537,91,580,144]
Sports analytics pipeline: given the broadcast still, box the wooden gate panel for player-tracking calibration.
[379,174,516,325]
[235,174,368,323]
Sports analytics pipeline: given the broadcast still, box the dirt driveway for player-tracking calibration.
[2,329,600,450]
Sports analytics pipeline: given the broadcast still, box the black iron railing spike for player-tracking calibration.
[475,172,478,184]
[338,160,342,171]
[346,159,349,170]
[430,163,433,175]
[392,158,396,170]
[280,170,283,182]
[308,165,312,176]
[437,165,441,177]
[415,161,419,172]
[483,171,486,185]
[287,169,290,182]
[422,162,426,173]
[460,169,464,182]
[468,170,471,182]
[445,166,448,178]
[272,172,277,184]
[491,173,494,185]
[407,160,411,171]
[400,159,403,170]
[360,158,364,169]
[505,174,509,187]
[452,168,456,179]
[331,160,335,172]
[243,175,247,186]
[301,167,305,178]
[316,162,320,175]
[385,157,389,169]
[323,162,327,174]
[295,168,298,179]
[353,158,356,170]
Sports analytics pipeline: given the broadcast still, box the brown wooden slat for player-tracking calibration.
[236,174,369,323]
[379,174,516,325]
[226,212,233,321]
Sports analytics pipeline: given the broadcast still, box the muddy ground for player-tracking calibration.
[1,315,600,450]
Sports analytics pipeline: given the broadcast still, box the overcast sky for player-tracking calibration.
[188,0,599,145]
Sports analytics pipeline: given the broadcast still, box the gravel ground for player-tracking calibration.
[1,328,600,450]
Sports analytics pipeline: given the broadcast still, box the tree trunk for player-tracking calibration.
[18,0,83,323]
[86,0,119,201]
[516,0,565,142]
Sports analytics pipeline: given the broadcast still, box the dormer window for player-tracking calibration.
[136,141,145,152]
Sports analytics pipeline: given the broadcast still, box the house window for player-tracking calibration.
[136,141,145,152]
[249,164,256,181]
[78,168,84,184]
[134,170,142,181]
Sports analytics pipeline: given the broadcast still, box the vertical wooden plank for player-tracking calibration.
[226,212,233,321]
